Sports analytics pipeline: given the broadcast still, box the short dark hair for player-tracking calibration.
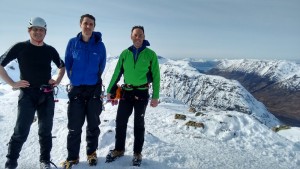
[131,25,144,33]
[80,14,96,26]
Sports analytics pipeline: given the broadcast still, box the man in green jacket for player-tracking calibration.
[105,25,160,166]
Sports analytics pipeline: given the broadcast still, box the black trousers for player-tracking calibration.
[66,85,103,160]
[6,88,55,163]
[115,89,149,154]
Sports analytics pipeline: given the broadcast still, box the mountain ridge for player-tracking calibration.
[202,59,300,127]
[158,58,279,127]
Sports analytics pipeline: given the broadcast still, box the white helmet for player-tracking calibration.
[28,17,47,30]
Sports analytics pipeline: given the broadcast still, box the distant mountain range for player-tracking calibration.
[192,59,300,127]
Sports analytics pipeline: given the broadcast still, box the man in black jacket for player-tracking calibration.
[0,17,65,169]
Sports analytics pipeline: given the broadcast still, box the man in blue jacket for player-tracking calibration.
[62,14,106,169]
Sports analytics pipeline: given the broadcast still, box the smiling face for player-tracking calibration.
[80,16,95,41]
[28,26,46,45]
[131,28,145,49]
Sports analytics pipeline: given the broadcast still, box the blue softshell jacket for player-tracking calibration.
[65,32,106,86]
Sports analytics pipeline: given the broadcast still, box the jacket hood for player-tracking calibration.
[142,40,150,47]
[76,31,102,43]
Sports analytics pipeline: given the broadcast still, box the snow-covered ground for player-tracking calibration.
[0,84,300,169]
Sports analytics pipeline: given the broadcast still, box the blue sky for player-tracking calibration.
[0,0,299,61]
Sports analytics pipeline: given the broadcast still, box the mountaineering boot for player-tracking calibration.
[87,151,97,166]
[132,153,142,167]
[40,161,58,169]
[105,149,125,163]
[5,159,18,169]
[61,159,79,169]
[40,161,50,169]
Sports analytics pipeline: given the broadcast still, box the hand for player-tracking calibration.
[12,80,30,89]
[111,100,118,106]
[150,99,159,107]
[48,79,57,86]
[107,93,118,106]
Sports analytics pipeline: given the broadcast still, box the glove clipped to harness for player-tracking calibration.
[115,86,122,100]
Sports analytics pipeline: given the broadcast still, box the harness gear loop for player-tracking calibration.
[40,84,59,102]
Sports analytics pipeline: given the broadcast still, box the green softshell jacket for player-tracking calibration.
[107,47,160,99]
